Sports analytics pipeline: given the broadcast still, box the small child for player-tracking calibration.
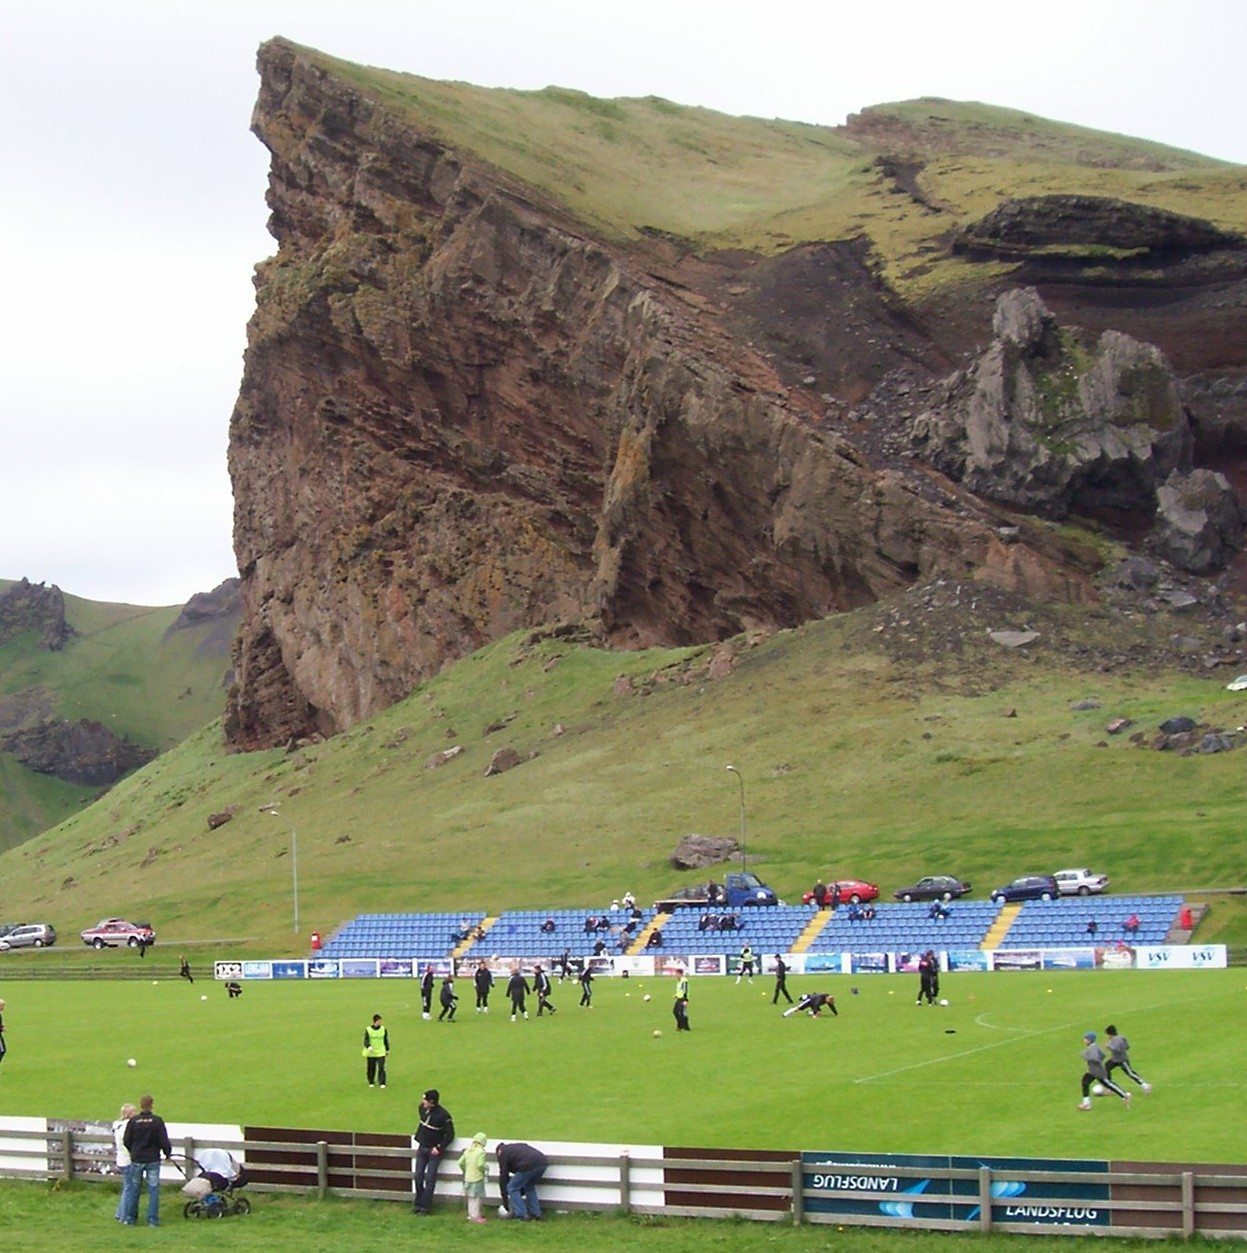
[458,1131,488,1223]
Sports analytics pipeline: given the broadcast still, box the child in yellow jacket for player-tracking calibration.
[457,1131,488,1223]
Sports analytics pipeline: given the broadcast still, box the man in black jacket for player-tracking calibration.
[121,1094,172,1226]
[412,1088,455,1214]
[533,965,556,1016]
[420,965,435,1020]
[496,1141,549,1221]
[507,965,530,1021]
[473,961,493,1013]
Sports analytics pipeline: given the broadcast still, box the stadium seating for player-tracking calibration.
[999,894,1181,948]
[320,911,487,960]
[802,900,1003,955]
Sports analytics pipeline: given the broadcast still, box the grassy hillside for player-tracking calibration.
[304,44,1245,294]
[3,590,1244,953]
[0,583,233,851]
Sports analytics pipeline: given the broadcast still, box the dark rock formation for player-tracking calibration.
[0,719,154,787]
[165,578,242,660]
[224,41,1087,750]
[0,579,73,651]
[670,833,738,870]
[1153,469,1245,573]
[908,289,1192,522]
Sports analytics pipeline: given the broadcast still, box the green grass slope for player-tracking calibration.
[0,584,233,852]
[2,594,1244,953]
[300,43,1245,294]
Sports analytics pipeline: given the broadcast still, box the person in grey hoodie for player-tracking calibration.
[1105,1024,1152,1093]
[1079,1031,1130,1109]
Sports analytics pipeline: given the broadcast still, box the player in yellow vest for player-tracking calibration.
[363,1013,389,1088]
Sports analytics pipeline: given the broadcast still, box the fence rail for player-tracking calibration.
[2,1123,1244,1236]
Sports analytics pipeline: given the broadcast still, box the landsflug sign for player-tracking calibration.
[803,1152,1110,1227]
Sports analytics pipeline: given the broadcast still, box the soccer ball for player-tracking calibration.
[653,1029,663,1037]
[939,998,949,1006]
[200,994,208,1001]
[643,994,651,1002]
[127,1058,137,1068]
[1091,1082,1106,1096]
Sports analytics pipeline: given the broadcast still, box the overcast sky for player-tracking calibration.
[3,1,1244,607]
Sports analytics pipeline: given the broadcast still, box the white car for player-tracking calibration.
[1053,868,1109,897]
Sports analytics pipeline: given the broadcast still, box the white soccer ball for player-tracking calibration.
[1091,1082,1106,1096]
[653,1029,663,1037]
[643,994,651,1002]
[200,994,208,1001]
[939,998,949,1006]
[127,1058,137,1068]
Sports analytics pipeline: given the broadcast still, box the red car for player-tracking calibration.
[802,878,879,906]
[80,918,156,949]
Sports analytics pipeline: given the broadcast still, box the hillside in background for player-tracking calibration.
[2,577,1245,954]
[0,577,238,850]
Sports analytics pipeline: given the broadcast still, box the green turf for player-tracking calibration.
[0,969,1241,1162]
[0,1179,1205,1251]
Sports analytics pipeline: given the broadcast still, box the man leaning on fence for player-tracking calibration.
[121,1094,172,1226]
[413,1088,455,1215]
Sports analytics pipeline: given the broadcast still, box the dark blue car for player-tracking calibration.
[991,874,1060,903]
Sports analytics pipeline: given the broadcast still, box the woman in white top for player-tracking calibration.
[112,1103,137,1221]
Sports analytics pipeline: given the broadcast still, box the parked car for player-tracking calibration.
[991,874,1060,903]
[0,922,25,940]
[80,918,156,949]
[802,878,880,906]
[1053,868,1110,897]
[893,875,972,903]
[0,922,57,950]
[655,872,779,911]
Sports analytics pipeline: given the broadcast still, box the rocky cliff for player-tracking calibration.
[225,42,1247,751]
[225,42,1098,750]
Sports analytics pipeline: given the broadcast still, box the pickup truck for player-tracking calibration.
[655,872,778,911]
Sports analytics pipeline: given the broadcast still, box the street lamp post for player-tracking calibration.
[262,806,300,933]
[725,765,747,875]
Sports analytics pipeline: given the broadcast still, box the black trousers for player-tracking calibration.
[773,976,792,1004]
[366,1055,387,1085]
[673,997,690,1030]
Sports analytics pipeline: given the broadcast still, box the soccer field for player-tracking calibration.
[1,968,1242,1163]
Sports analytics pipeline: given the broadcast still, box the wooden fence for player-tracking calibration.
[2,1123,1245,1236]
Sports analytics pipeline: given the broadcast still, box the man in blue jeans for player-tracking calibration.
[496,1141,549,1220]
[121,1094,172,1226]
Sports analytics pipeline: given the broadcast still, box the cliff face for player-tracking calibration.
[225,41,1089,750]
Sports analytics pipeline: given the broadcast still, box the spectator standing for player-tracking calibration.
[457,1131,489,1224]
[413,1088,455,1215]
[112,1102,138,1222]
[496,1141,549,1221]
[363,1013,389,1087]
[121,1094,172,1226]
[812,880,828,908]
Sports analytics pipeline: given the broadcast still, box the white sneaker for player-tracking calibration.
[511,1014,517,1022]
[1078,1099,1091,1110]
[422,1013,431,1020]
[1142,1082,1152,1094]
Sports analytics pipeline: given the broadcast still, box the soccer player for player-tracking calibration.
[1105,1024,1152,1093]
[673,968,690,1031]
[772,954,793,1004]
[784,991,838,1017]
[534,965,556,1016]
[438,975,458,1022]
[473,961,493,1013]
[736,943,755,984]
[507,965,530,1021]
[420,965,435,1020]
[1079,1031,1130,1109]
[578,963,594,1007]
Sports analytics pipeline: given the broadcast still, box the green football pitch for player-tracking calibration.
[1,968,1242,1163]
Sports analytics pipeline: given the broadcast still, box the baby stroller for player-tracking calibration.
[176,1148,251,1218]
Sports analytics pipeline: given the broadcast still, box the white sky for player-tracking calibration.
[2,0,1244,607]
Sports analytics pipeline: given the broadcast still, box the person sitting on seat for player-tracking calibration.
[861,904,876,921]
[646,930,664,948]
[719,913,739,931]
[540,917,556,934]
[622,891,636,913]
[583,916,598,934]
[698,913,716,932]
[592,938,607,956]
[928,900,950,921]
[846,903,862,922]
[1123,913,1140,935]
[1086,918,1098,936]
[706,881,722,907]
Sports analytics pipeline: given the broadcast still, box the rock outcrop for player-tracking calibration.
[224,42,1087,750]
[907,289,1191,522]
[164,577,242,660]
[0,579,73,651]
[1153,469,1245,573]
[0,719,154,787]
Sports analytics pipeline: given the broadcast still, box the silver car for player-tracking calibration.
[0,922,57,950]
